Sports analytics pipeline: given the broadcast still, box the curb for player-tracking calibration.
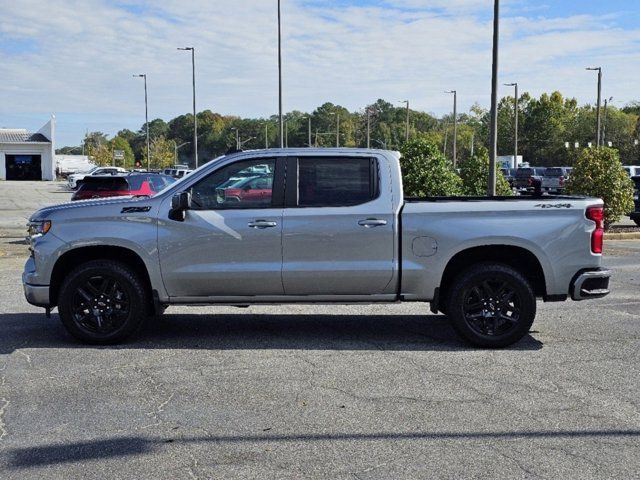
[604,232,640,240]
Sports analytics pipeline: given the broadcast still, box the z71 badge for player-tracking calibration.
[534,203,572,209]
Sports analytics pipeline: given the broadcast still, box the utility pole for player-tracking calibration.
[603,96,613,146]
[470,131,475,158]
[487,0,500,196]
[586,67,602,147]
[285,120,288,148]
[177,47,198,168]
[446,91,457,167]
[307,117,312,147]
[134,74,150,170]
[277,0,284,148]
[401,100,409,142]
[504,82,518,167]
[334,113,340,147]
[366,108,371,149]
[265,123,268,149]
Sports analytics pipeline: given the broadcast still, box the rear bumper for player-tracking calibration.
[23,283,51,307]
[570,269,611,301]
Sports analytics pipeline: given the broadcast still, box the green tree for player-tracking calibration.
[143,136,175,170]
[110,136,135,169]
[399,138,462,197]
[460,147,512,196]
[87,142,112,167]
[564,147,634,228]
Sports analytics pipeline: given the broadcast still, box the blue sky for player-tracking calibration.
[1,0,639,147]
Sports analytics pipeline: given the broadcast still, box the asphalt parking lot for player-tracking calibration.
[0,182,638,479]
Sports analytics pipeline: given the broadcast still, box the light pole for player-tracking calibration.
[330,112,340,147]
[586,67,602,147]
[306,117,312,147]
[265,123,269,149]
[277,0,284,148]
[504,82,518,167]
[603,96,613,146]
[401,100,409,142]
[173,141,190,163]
[133,74,150,170]
[231,128,239,149]
[177,47,198,168]
[240,136,255,149]
[445,91,457,167]
[487,0,500,196]
[366,108,371,149]
[285,119,288,148]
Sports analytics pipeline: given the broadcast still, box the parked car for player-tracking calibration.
[24,148,610,348]
[67,167,127,189]
[630,176,640,226]
[70,173,175,201]
[216,175,273,205]
[500,168,517,189]
[623,166,640,177]
[514,167,545,194]
[541,167,571,193]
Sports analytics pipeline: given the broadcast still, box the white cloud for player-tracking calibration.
[0,0,638,145]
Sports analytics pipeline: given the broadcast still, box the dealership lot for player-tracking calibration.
[0,182,639,478]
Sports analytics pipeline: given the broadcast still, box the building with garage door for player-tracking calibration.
[0,117,55,181]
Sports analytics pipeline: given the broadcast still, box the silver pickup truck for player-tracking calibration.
[23,148,611,347]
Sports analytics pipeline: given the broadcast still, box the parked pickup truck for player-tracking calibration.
[23,148,611,347]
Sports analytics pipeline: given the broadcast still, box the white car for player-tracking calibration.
[67,167,127,189]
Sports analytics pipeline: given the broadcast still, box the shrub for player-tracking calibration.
[459,147,512,196]
[564,147,634,229]
[399,138,462,197]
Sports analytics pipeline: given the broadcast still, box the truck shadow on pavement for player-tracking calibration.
[5,429,640,469]
[0,312,543,353]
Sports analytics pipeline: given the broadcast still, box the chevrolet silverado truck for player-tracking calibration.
[24,148,611,347]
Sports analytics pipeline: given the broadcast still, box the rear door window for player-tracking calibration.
[296,157,377,207]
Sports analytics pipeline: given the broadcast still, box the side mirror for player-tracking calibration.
[171,191,191,210]
[169,191,191,221]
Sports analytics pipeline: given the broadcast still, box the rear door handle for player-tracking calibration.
[248,219,278,229]
[358,218,387,228]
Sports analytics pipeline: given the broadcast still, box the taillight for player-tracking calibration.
[586,206,604,254]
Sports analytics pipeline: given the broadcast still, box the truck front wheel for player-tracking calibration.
[446,263,536,348]
[58,260,148,344]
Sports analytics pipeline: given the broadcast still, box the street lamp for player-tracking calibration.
[277,0,284,148]
[239,136,255,148]
[365,108,372,149]
[504,82,518,167]
[400,100,409,142]
[133,74,150,170]
[487,0,500,196]
[177,47,198,168]
[445,91,457,167]
[303,116,312,147]
[586,67,602,147]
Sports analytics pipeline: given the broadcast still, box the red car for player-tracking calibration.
[71,173,175,201]
[221,175,273,206]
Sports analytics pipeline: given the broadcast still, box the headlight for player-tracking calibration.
[27,220,52,238]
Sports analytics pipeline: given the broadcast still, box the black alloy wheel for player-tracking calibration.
[71,275,130,335]
[58,260,148,344]
[446,263,536,348]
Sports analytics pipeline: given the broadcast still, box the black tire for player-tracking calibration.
[58,260,148,344]
[446,263,536,348]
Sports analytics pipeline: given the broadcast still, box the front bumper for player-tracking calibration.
[23,282,51,307]
[570,269,611,301]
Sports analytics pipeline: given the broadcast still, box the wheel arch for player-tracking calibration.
[437,245,547,312]
[50,245,153,308]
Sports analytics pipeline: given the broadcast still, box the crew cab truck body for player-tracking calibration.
[23,148,611,347]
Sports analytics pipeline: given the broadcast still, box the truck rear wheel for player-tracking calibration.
[446,263,536,348]
[58,260,148,344]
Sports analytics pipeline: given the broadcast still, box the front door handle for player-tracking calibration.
[358,218,387,228]
[248,219,278,229]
